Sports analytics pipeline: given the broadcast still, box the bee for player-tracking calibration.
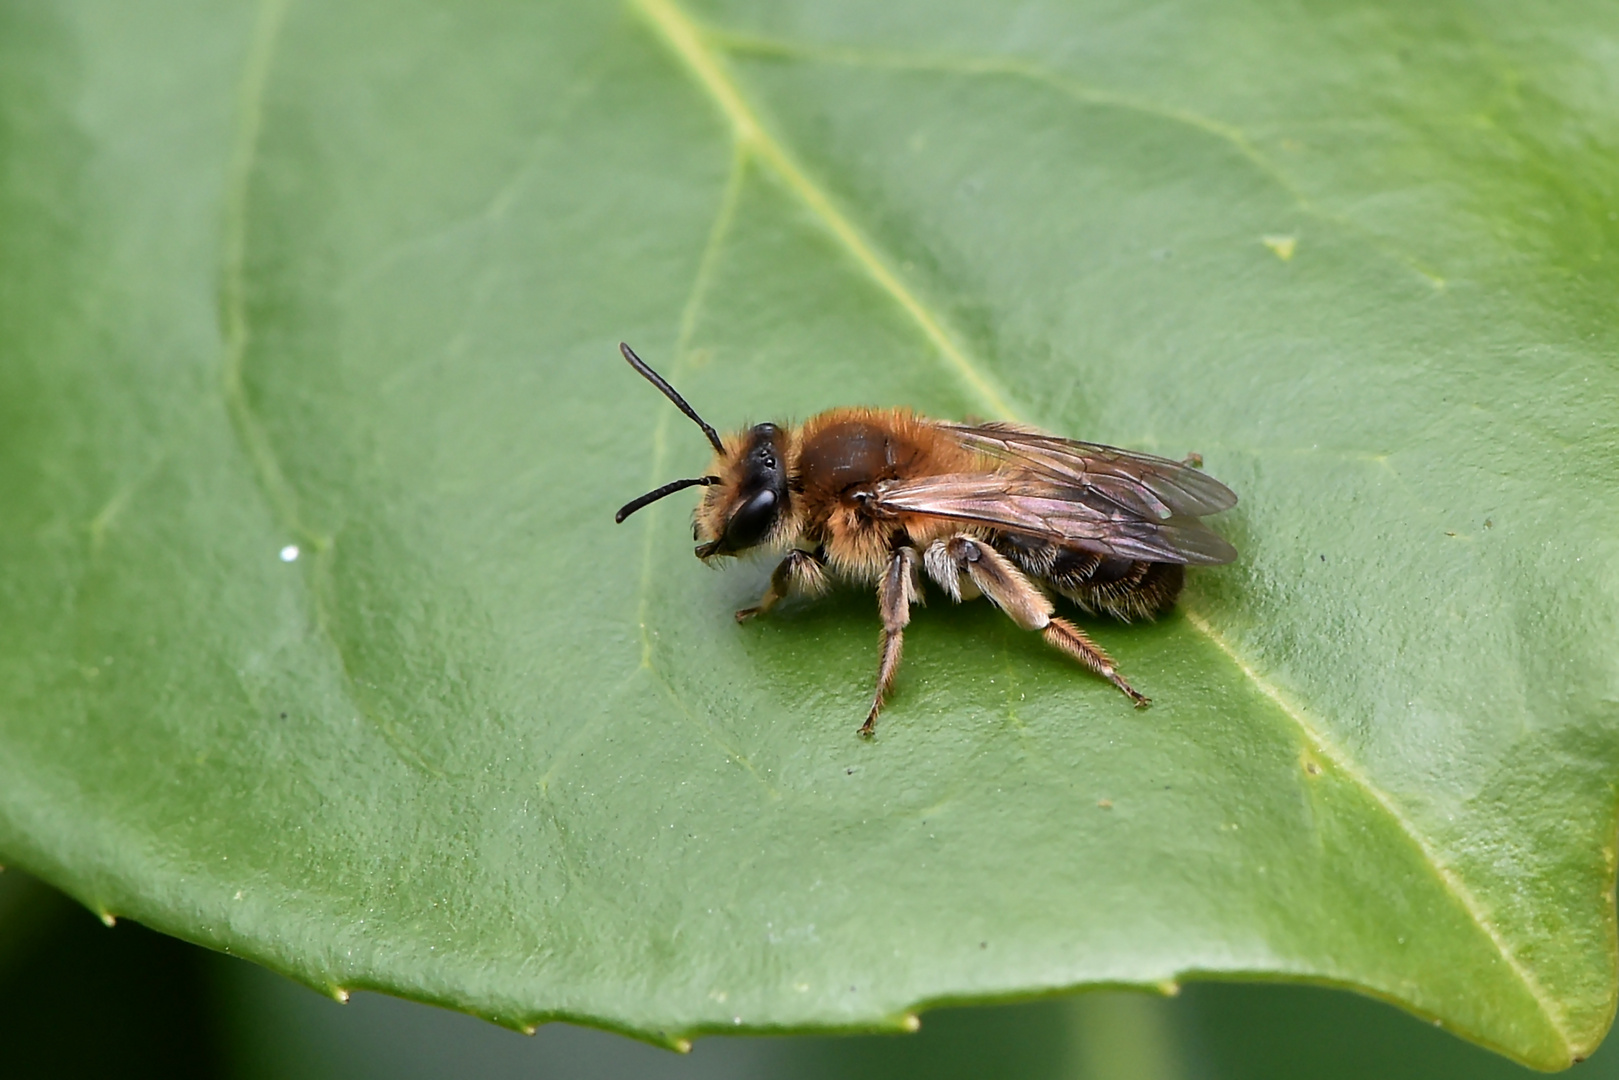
[614,343,1237,736]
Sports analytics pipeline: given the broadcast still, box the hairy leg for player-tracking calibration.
[860,546,919,737]
[924,534,1148,707]
[735,549,830,622]
[1042,617,1148,706]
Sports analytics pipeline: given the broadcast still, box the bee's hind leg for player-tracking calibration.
[860,545,920,737]
[736,549,830,622]
[1043,616,1148,707]
[924,534,1148,707]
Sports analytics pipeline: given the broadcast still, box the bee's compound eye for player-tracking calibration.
[724,487,778,551]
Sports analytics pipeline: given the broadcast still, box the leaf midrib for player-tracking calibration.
[220,0,445,781]
[629,0,1573,1053]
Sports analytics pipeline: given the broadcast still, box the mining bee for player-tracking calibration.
[614,343,1237,736]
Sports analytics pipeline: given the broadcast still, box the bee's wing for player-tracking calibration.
[874,472,1238,565]
[941,421,1238,520]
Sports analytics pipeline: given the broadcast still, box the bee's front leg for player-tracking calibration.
[735,549,830,622]
[860,545,920,737]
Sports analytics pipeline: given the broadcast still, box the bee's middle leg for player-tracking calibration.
[924,534,1148,707]
[736,549,830,622]
[860,545,920,737]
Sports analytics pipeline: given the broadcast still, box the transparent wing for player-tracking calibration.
[941,421,1238,521]
[875,472,1238,565]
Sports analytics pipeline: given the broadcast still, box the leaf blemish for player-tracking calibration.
[1262,234,1297,261]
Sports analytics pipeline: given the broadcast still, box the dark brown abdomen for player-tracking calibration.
[994,534,1184,622]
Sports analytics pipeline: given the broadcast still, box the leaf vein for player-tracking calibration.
[633,0,1016,418]
[219,0,443,779]
[611,146,777,799]
[1182,607,1572,1050]
[709,31,1445,288]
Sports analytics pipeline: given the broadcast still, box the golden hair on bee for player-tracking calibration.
[614,343,1238,737]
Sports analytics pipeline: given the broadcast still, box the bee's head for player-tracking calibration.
[613,344,791,560]
[692,423,790,560]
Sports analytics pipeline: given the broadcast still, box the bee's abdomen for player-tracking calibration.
[993,535,1184,622]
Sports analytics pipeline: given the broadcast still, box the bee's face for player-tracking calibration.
[696,423,789,559]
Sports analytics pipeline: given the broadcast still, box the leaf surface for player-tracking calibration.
[2,0,1617,1067]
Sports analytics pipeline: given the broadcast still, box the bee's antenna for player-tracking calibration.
[621,342,726,455]
[615,475,721,524]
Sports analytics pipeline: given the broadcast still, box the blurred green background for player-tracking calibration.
[5,869,1613,1078]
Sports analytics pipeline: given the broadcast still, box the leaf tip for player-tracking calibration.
[98,911,117,928]
[902,1013,922,1032]
[330,987,350,1004]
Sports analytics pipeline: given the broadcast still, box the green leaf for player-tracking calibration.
[2,0,1616,1069]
